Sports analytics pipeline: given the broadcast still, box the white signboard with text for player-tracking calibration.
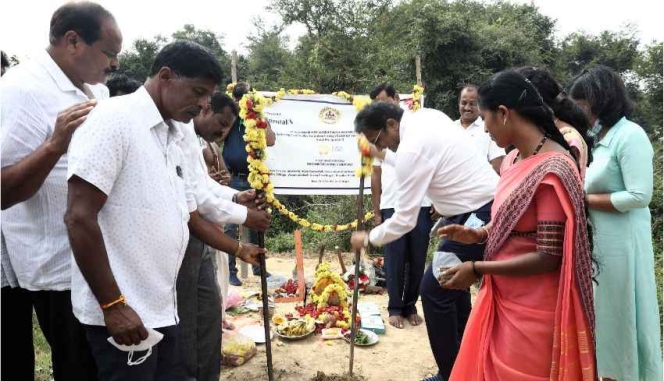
[262,94,414,195]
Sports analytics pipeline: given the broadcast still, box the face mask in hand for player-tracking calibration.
[107,327,164,366]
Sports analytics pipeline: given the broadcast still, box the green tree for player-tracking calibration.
[557,27,640,80]
[272,0,392,92]
[369,0,558,114]
[245,19,293,90]
[172,24,232,82]
[117,36,166,81]
[634,42,663,133]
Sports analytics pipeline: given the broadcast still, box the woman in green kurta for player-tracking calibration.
[570,65,662,381]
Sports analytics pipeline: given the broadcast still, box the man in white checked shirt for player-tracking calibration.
[65,41,265,381]
[0,3,121,380]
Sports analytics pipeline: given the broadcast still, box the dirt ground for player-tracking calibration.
[220,252,441,381]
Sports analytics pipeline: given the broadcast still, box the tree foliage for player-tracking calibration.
[110,1,659,132]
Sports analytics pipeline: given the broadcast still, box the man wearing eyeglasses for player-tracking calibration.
[454,85,504,174]
[350,102,498,381]
[369,83,433,330]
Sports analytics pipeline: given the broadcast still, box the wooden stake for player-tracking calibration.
[415,54,422,86]
[275,230,305,304]
[257,230,274,381]
[349,177,365,376]
[231,50,238,83]
[336,246,347,275]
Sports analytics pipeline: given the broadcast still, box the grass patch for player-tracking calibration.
[32,311,52,381]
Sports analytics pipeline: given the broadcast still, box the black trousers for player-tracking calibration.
[176,237,222,381]
[85,324,182,381]
[420,201,492,380]
[381,207,432,317]
[1,286,34,381]
[1,287,98,381]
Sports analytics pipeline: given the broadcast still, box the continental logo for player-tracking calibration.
[319,107,341,124]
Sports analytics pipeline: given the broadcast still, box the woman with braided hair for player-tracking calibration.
[516,66,593,179]
[438,70,598,380]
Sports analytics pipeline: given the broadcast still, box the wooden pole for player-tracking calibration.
[257,229,274,381]
[231,50,238,83]
[415,54,422,86]
[239,227,248,279]
[349,177,365,376]
[336,246,347,275]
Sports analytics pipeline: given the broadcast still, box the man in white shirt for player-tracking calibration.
[454,85,505,173]
[369,83,433,329]
[350,102,498,381]
[65,41,264,381]
[177,91,271,381]
[0,3,121,379]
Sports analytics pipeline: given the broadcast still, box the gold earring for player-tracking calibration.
[503,118,507,126]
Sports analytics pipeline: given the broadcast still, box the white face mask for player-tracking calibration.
[107,327,164,366]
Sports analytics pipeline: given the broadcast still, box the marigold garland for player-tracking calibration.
[356,135,373,177]
[306,261,353,329]
[411,84,425,111]
[226,83,236,98]
[332,91,372,111]
[287,89,316,95]
[315,262,332,278]
[317,283,349,309]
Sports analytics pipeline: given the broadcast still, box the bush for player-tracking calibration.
[266,231,295,253]
[650,138,663,330]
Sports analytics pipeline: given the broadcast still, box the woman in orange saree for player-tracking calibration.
[439,71,597,381]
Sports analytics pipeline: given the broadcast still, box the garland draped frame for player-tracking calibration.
[239,85,423,232]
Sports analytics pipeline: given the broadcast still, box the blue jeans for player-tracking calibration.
[381,207,432,317]
[225,175,260,276]
[420,200,493,380]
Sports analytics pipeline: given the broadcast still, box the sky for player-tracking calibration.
[0,0,662,61]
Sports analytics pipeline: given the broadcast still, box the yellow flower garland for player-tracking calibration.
[287,89,316,95]
[315,262,332,277]
[332,91,372,111]
[311,269,345,295]
[241,90,375,232]
[356,135,373,177]
[226,83,236,99]
[411,84,425,111]
[317,283,349,309]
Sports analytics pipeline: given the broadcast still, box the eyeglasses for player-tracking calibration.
[372,129,383,145]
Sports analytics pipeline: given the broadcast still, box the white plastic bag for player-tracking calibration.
[432,251,462,284]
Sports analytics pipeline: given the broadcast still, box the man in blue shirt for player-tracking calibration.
[222,83,276,285]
